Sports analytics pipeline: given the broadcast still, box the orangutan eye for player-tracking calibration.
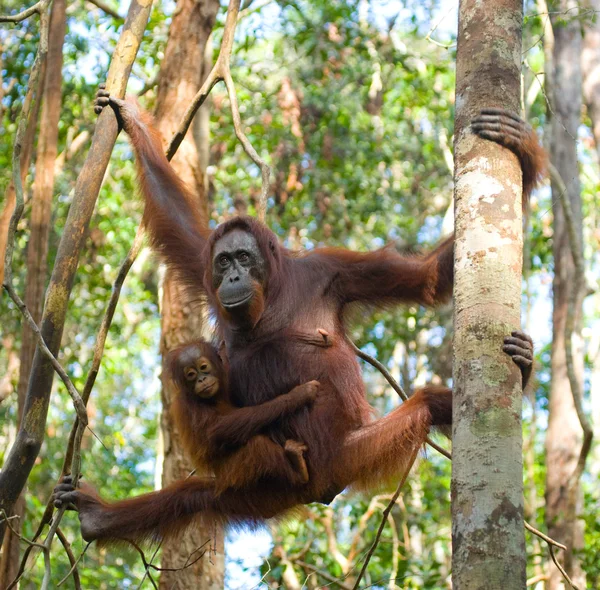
[238,251,250,264]
[199,362,210,373]
[218,255,230,268]
[184,368,197,381]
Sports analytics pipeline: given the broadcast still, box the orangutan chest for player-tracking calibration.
[227,335,332,407]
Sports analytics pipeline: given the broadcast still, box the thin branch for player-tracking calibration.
[352,446,419,589]
[238,0,272,20]
[32,228,146,585]
[524,521,566,550]
[424,2,457,49]
[0,511,45,550]
[4,283,88,424]
[0,0,45,22]
[64,226,145,465]
[167,0,271,221]
[350,340,452,460]
[86,0,123,20]
[57,543,91,588]
[295,559,353,590]
[223,70,271,221]
[350,340,408,401]
[548,545,579,590]
[56,527,82,590]
[129,538,211,573]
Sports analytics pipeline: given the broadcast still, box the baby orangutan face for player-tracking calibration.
[167,341,226,401]
[183,355,220,398]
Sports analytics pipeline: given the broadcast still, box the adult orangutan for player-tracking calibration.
[53,89,540,544]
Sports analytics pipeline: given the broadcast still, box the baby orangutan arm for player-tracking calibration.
[207,380,320,454]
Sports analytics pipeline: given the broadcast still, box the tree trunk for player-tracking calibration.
[0,2,65,583]
[451,1,526,588]
[151,0,223,587]
[545,3,586,588]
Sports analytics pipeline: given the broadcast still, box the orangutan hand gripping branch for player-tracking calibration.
[53,87,542,545]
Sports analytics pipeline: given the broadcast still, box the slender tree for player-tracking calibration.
[452,0,526,587]
[546,2,586,587]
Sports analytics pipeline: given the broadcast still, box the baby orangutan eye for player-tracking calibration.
[184,367,197,381]
[199,362,210,373]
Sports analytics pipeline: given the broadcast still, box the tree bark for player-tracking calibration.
[151,0,223,587]
[545,2,586,588]
[451,1,526,588]
[0,2,66,583]
[0,0,152,546]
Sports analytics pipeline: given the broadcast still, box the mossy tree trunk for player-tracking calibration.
[451,0,526,587]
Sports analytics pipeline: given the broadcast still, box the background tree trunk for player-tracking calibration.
[151,0,223,587]
[545,2,586,587]
[451,0,526,587]
[0,55,46,287]
[0,0,65,584]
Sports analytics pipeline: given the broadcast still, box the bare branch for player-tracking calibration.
[128,538,211,577]
[86,0,123,20]
[238,0,272,20]
[352,446,419,589]
[524,521,567,550]
[0,1,45,22]
[4,282,88,420]
[549,545,580,590]
[167,0,271,221]
[57,543,91,588]
[350,340,452,460]
[295,559,353,590]
[56,527,82,590]
[0,511,45,550]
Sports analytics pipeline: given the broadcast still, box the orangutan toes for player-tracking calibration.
[284,439,310,484]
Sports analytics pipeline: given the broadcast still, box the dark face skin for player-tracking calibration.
[212,229,268,328]
[177,346,221,398]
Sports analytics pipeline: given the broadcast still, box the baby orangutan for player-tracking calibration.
[166,340,319,490]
